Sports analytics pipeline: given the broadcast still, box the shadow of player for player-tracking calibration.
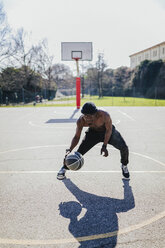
[59,178,135,248]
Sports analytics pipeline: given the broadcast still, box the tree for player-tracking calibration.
[31,39,54,78]
[9,29,57,97]
[132,59,163,97]
[96,53,107,98]
[51,63,74,89]
[0,3,12,69]
[85,67,98,95]
[0,66,44,103]
[0,66,42,91]
[30,39,57,99]
[10,28,35,67]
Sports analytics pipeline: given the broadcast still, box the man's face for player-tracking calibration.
[83,114,95,123]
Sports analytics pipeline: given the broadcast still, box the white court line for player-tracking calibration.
[115,120,120,125]
[118,110,135,121]
[0,145,67,154]
[131,151,165,167]
[0,145,165,167]
[0,170,165,174]
[0,210,165,245]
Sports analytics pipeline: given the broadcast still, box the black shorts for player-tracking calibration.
[77,125,129,165]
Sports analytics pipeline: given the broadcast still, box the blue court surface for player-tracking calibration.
[0,106,165,248]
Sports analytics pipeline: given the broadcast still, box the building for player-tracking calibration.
[129,41,165,69]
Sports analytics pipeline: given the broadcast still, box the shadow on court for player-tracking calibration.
[59,178,135,248]
[46,109,79,123]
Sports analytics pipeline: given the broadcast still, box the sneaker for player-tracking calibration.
[121,164,130,179]
[57,166,66,180]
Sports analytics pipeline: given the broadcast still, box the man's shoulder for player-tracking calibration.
[98,109,110,117]
[77,115,85,126]
[97,110,111,123]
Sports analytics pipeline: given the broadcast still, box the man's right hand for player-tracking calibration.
[63,149,71,166]
[65,149,71,157]
[100,144,108,157]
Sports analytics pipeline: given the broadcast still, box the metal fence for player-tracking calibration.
[85,87,165,99]
[53,86,165,97]
[0,86,164,106]
[0,88,56,105]
[57,86,165,104]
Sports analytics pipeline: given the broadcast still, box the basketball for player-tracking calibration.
[65,152,84,171]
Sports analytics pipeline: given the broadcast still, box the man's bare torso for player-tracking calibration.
[79,110,108,131]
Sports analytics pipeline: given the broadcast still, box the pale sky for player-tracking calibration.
[1,0,165,71]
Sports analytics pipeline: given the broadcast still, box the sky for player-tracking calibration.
[1,0,165,72]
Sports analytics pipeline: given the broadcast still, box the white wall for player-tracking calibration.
[130,43,165,68]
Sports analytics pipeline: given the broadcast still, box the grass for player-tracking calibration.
[1,96,165,107]
[41,96,165,107]
[80,96,165,106]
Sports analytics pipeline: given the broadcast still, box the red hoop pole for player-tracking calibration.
[74,58,81,109]
[76,77,81,109]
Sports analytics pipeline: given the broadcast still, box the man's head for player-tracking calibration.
[81,102,98,115]
[81,102,98,124]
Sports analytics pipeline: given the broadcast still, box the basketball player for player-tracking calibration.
[57,102,129,180]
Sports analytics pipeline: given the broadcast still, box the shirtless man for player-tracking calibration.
[57,102,129,180]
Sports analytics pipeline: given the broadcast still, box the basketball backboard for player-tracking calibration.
[61,42,93,61]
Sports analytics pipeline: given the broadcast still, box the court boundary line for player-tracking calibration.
[0,145,164,167]
[0,210,164,245]
[0,170,165,174]
[118,110,135,121]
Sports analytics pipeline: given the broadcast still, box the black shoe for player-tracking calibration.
[57,166,66,180]
[121,164,130,178]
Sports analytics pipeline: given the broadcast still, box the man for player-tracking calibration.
[57,102,129,180]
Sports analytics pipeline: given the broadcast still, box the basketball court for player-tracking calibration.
[0,106,165,247]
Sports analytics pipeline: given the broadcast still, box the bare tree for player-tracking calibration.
[85,67,98,95]
[31,39,58,99]
[96,53,107,98]
[10,28,35,67]
[10,30,55,91]
[0,3,12,69]
[51,63,73,88]
[32,39,54,79]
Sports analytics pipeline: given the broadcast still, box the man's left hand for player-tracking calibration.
[101,144,108,157]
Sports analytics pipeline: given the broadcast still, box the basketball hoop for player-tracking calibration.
[73,57,80,61]
[61,42,93,109]
[72,51,82,61]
